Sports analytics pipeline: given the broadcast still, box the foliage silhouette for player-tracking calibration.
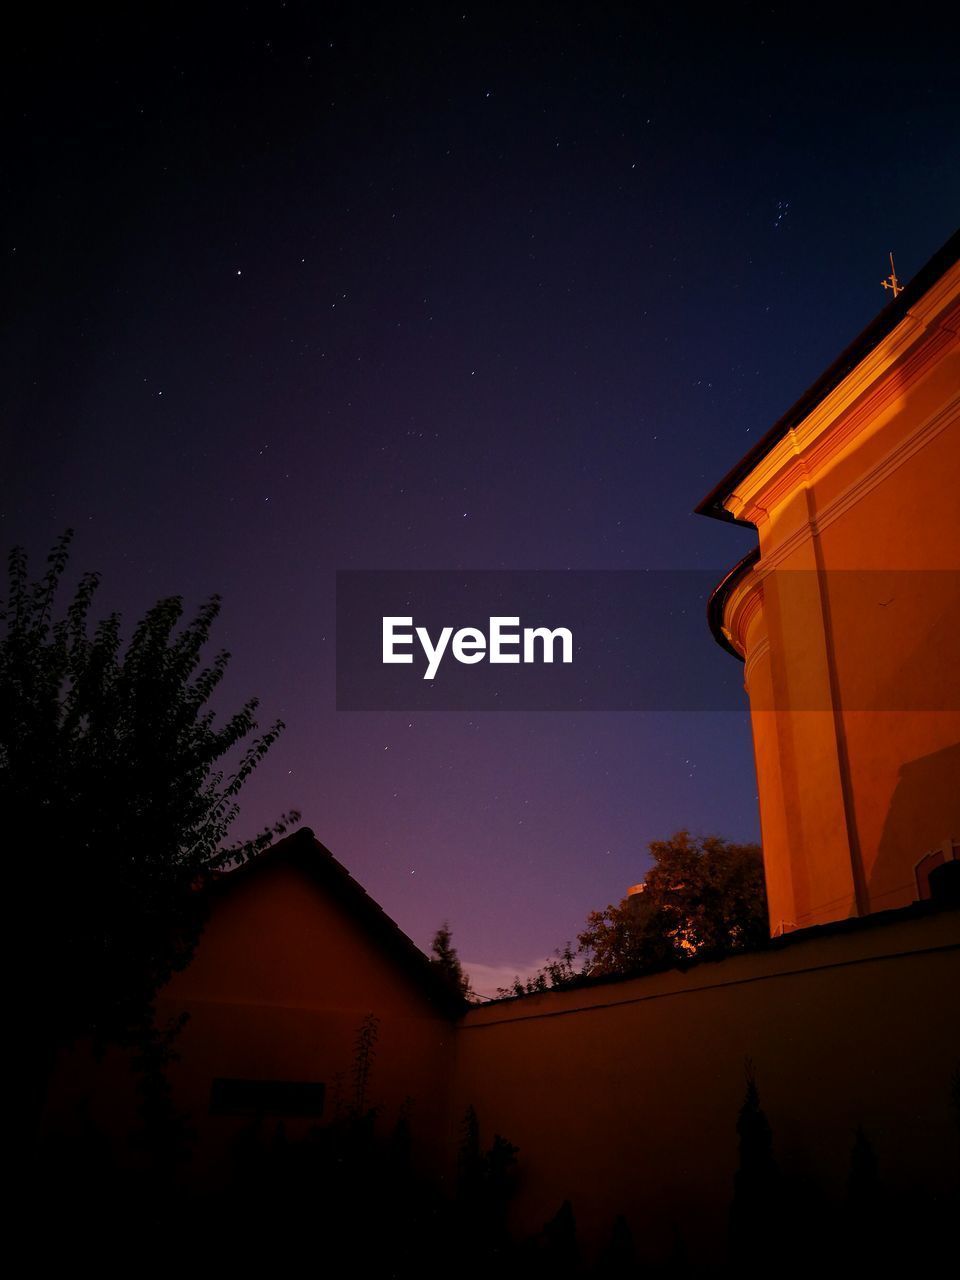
[594,1214,638,1276]
[456,1103,520,1272]
[729,1060,780,1269]
[128,1015,195,1178]
[457,1103,519,1211]
[580,831,767,977]
[2,531,298,1093]
[839,1125,886,1267]
[352,1012,380,1118]
[501,831,767,996]
[430,921,473,1001]
[540,1199,580,1277]
[502,942,580,997]
[31,1052,959,1276]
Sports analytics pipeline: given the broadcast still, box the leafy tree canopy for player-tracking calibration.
[1,532,298,1057]
[578,830,768,977]
[501,831,767,995]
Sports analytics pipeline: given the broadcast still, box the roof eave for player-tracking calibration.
[705,546,760,662]
[694,228,960,523]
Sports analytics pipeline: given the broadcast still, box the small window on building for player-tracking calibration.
[209,1077,326,1117]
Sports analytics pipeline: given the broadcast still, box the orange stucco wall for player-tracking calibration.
[450,908,960,1266]
[43,856,456,1181]
[720,265,960,931]
[40,850,959,1269]
[157,860,455,1178]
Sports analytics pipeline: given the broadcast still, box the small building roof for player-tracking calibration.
[214,826,467,1016]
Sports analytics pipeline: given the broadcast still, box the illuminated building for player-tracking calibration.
[697,232,960,933]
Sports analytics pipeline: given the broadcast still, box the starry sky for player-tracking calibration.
[4,4,958,993]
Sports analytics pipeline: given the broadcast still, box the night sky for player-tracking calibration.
[4,5,958,993]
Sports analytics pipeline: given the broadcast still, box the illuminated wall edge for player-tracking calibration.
[704,242,960,934]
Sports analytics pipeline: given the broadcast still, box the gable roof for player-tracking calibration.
[213,826,466,1017]
[695,227,960,526]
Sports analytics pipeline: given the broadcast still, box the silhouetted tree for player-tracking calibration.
[502,942,582,997]
[579,831,767,977]
[2,532,297,1106]
[541,1199,580,1276]
[842,1125,884,1266]
[458,1103,483,1200]
[594,1214,638,1275]
[458,1104,519,1209]
[457,1103,519,1270]
[485,1131,521,1204]
[352,1012,380,1119]
[430,921,472,1000]
[729,1061,780,1269]
[129,1015,195,1179]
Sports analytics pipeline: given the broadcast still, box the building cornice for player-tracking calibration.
[695,229,960,527]
[725,290,959,528]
